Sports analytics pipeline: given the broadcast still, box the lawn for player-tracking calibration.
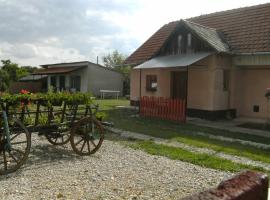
[128,141,266,173]
[94,98,130,111]
[106,108,270,163]
[97,99,270,173]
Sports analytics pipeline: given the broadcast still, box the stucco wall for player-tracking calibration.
[131,68,181,101]
[187,66,213,110]
[233,67,270,119]
[87,63,123,96]
[131,54,232,111]
[131,53,270,119]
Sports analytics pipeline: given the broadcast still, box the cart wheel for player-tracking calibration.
[70,117,104,156]
[0,119,31,175]
[45,126,70,146]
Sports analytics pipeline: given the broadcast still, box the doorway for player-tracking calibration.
[171,71,187,99]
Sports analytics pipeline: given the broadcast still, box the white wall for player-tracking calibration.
[87,63,123,96]
[46,62,123,96]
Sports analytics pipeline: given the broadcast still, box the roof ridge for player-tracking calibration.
[182,20,217,31]
[188,2,270,20]
[125,3,270,65]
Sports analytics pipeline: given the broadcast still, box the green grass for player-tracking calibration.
[106,108,270,144]
[128,141,268,173]
[105,108,270,164]
[174,136,270,164]
[94,99,130,111]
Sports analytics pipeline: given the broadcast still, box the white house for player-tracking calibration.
[32,61,123,96]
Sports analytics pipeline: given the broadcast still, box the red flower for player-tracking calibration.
[20,89,30,94]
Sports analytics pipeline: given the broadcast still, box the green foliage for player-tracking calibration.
[0,69,10,91]
[1,60,19,81]
[16,67,29,79]
[102,50,131,95]
[102,50,126,69]
[0,92,93,106]
[96,111,107,120]
[0,59,37,92]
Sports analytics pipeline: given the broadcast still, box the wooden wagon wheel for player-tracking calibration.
[45,125,71,145]
[70,117,104,156]
[0,119,31,175]
[45,110,71,146]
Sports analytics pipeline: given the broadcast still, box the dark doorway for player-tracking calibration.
[171,71,187,99]
[50,76,57,92]
[59,76,66,91]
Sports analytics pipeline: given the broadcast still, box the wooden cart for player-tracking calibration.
[0,95,108,175]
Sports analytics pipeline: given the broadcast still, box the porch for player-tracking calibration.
[131,53,234,121]
[32,65,87,92]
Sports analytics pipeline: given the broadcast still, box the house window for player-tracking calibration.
[146,75,157,92]
[187,33,192,47]
[177,35,182,53]
[223,70,229,91]
[70,76,81,92]
[59,76,65,91]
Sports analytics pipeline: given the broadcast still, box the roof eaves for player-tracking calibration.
[182,20,231,53]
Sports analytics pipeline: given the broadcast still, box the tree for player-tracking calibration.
[102,51,131,96]
[21,66,38,74]
[0,60,35,92]
[0,69,10,91]
[1,60,19,81]
[103,50,126,69]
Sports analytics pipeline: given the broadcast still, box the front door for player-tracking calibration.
[171,71,187,99]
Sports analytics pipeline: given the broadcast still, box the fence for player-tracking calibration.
[140,96,186,122]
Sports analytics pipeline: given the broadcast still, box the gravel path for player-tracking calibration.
[0,134,231,200]
[109,128,270,171]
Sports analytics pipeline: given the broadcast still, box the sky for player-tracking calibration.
[0,0,269,66]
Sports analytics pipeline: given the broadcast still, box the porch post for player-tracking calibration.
[56,76,60,92]
[185,65,189,123]
[139,69,142,111]
[65,75,70,91]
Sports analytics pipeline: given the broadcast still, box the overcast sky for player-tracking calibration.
[0,0,269,66]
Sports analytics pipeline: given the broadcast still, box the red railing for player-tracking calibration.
[140,96,186,122]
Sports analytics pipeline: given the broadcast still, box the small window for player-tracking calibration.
[177,35,182,50]
[187,33,192,47]
[253,105,259,112]
[146,75,157,92]
[223,70,229,91]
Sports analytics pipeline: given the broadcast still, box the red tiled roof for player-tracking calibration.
[125,3,270,65]
[32,66,86,75]
[125,21,179,65]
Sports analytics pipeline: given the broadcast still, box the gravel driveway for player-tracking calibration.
[0,134,231,200]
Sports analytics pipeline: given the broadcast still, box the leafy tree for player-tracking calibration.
[103,50,126,69]
[1,60,19,81]
[16,67,29,79]
[0,60,36,91]
[21,66,38,74]
[102,51,131,95]
[0,69,10,91]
